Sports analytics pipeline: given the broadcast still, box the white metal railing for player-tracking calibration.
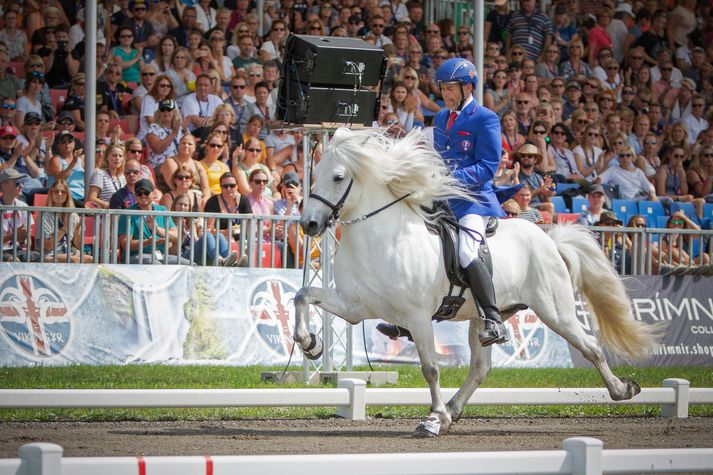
[1,379,711,420]
[1,438,712,475]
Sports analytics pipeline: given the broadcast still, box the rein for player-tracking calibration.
[309,179,413,227]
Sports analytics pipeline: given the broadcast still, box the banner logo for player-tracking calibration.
[250,279,297,356]
[0,275,70,358]
[498,310,548,363]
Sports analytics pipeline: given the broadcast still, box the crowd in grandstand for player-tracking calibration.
[0,0,712,269]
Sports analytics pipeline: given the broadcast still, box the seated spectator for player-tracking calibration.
[500,111,525,155]
[247,81,274,138]
[246,168,274,240]
[0,51,21,101]
[576,184,607,226]
[264,128,297,173]
[15,113,50,198]
[181,73,223,132]
[682,94,709,145]
[656,145,704,218]
[158,134,210,198]
[165,47,196,108]
[147,99,183,169]
[111,26,143,84]
[660,211,710,267]
[151,36,178,75]
[548,122,585,182]
[242,114,268,157]
[573,123,606,181]
[484,69,511,118]
[1,169,39,262]
[233,136,277,197]
[0,124,44,202]
[558,39,591,82]
[513,186,543,223]
[232,33,262,71]
[0,97,17,128]
[110,157,144,210]
[599,146,657,201]
[98,65,133,121]
[60,74,87,131]
[171,193,238,266]
[388,80,416,132]
[193,43,223,81]
[139,74,176,140]
[199,131,231,195]
[0,9,28,62]
[687,145,713,203]
[118,179,189,265]
[259,20,288,64]
[514,142,556,216]
[94,111,121,145]
[41,179,92,263]
[15,72,45,127]
[626,214,661,274]
[123,137,157,186]
[203,172,252,262]
[193,104,242,155]
[39,23,80,89]
[131,64,158,116]
[159,166,203,212]
[46,130,85,205]
[381,112,408,139]
[87,143,127,209]
[494,149,519,187]
[501,199,521,218]
[594,210,631,274]
[636,132,661,182]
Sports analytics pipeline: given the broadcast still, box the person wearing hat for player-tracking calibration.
[671,77,696,121]
[147,98,183,168]
[117,178,190,264]
[59,73,87,131]
[576,183,608,225]
[1,122,45,201]
[1,168,40,262]
[594,210,631,273]
[46,130,85,205]
[562,80,582,120]
[377,58,509,347]
[514,142,556,217]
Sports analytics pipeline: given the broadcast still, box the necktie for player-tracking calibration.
[446,111,457,133]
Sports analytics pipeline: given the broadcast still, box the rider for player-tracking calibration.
[377,58,509,347]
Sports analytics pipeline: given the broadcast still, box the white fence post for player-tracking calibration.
[17,443,63,475]
[562,437,603,475]
[336,378,366,420]
[661,378,690,418]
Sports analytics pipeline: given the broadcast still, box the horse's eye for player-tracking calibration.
[334,175,344,183]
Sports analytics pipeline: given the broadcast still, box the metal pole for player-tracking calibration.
[84,0,97,199]
[474,0,484,103]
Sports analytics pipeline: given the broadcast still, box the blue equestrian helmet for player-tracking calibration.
[435,58,479,90]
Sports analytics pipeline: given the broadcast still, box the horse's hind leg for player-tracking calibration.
[293,286,367,360]
[531,296,641,401]
[445,319,492,426]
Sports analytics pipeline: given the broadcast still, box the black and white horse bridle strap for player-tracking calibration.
[309,179,412,227]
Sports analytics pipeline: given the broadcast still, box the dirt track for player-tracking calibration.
[1,416,711,457]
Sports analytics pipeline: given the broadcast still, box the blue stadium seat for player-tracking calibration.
[612,199,638,220]
[554,183,580,195]
[549,196,569,214]
[571,196,588,214]
[638,200,666,221]
[703,203,713,221]
[655,215,669,229]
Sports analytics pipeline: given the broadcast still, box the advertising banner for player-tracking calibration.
[1,264,711,368]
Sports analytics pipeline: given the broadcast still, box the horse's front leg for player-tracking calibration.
[293,286,366,360]
[409,317,451,438]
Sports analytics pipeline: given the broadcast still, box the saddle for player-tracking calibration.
[423,201,496,321]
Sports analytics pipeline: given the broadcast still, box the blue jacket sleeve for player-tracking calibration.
[452,110,502,190]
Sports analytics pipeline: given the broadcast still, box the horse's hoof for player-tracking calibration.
[413,416,440,438]
[623,378,641,398]
[302,333,323,360]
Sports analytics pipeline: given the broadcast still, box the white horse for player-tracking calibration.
[294,127,659,437]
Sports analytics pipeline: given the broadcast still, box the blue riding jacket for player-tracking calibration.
[433,99,505,219]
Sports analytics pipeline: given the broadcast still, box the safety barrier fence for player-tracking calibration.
[1,438,712,475]
[2,204,712,275]
[0,205,303,269]
[1,379,711,420]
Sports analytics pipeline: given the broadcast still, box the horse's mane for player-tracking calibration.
[324,127,473,221]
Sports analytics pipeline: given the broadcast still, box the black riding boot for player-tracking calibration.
[466,258,508,347]
[375,322,413,341]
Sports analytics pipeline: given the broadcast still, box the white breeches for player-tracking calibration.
[458,214,486,268]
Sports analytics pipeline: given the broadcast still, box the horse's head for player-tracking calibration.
[301,130,354,236]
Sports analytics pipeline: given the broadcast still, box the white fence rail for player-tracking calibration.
[1,438,712,475]
[2,379,712,420]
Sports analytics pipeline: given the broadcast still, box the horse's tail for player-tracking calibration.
[548,224,661,362]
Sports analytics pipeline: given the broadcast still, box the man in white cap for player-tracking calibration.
[671,77,696,121]
[1,168,39,261]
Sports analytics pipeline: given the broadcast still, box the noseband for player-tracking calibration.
[309,179,412,227]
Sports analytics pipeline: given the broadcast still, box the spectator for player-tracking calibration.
[505,0,553,61]
[168,6,200,48]
[513,186,543,223]
[650,49,683,88]
[264,128,296,175]
[558,39,591,82]
[0,9,28,61]
[146,2,179,39]
[636,132,661,182]
[147,99,183,169]
[0,124,44,202]
[562,81,582,121]
[526,121,553,173]
[246,168,274,240]
[118,178,188,265]
[551,4,576,61]
[609,5,633,64]
[152,36,178,74]
[110,158,144,210]
[484,69,512,118]
[199,131,231,195]
[225,75,256,136]
[0,97,17,128]
[87,143,127,209]
[573,123,606,181]
[232,34,261,71]
[119,0,159,63]
[484,0,511,48]
[165,47,196,107]
[1,168,39,262]
[41,179,91,263]
[628,114,650,157]
[656,145,704,218]
[687,145,713,201]
[247,81,274,138]
[46,130,85,205]
[513,92,533,137]
[548,122,583,182]
[632,9,669,65]
[60,74,87,131]
[208,30,235,83]
[660,210,710,267]
[233,136,275,196]
[207,8,233,45]
[577,184,608,225]
[682,46,706,85]
[15,113,50,198]
[131,64,158,116]
[388,80,416,132]
[111,26,143,84]
[98,65,133,121]
[594,210,631,274]
[197,105,243,157]
[514,142,555,216]
[682,95,709,145]
[159,165,203,212]
[0,51,21,100]
[203,171,252,262]
[15,72,45,127]
[181,73,223,132]
[587,8,614,67]
[535,43,561,82]
[500,111,525,155]
[592,47,616,82]
[494,149,519,186]
[599,145,657,201]
[454,25,474,62]
[626,214,661,274]
[671,77,695,121]
[259,20,288,64]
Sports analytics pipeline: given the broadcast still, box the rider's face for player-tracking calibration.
[441,82,468,111]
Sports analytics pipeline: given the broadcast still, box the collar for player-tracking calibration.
[451,94,474,116]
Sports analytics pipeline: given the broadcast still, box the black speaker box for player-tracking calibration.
[284,34,386,88]
[276,84,378,125]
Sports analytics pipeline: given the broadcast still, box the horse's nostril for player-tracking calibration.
[307,220,319,234]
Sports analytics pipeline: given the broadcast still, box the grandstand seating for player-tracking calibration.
[571,196,588,214]
[638,200,666,221]
[612,199,638,221]
[49,89,67,113]
[669,201,701,226]
[549,196,568,214]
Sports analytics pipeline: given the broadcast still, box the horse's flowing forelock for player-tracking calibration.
[326,128,472,219]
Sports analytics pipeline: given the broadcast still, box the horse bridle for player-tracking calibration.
[309,179,412,227]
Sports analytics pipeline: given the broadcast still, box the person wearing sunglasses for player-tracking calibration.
[131,65,158,116]
[159,164,202,212]
[231,136,272,195]
[118,178,190,265]
[110,26,144,84]
[573,124,606,181]
[198,131,230,195]
[110,158,147,209]
[246,168,275,241]
[686,145,713,203]
[1,168,40,262]
[119,0,160,63]
[2,121,46,202]
[600,145,657,201]
[660,209,709,268]
[203,171,252,262]
[0,97,17,128]
[259,20,289,63]
[98,64,133,122]
[15,72,46,128]
[147,98,184,171]
[656,146,704,217]
[41,179,92,263]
